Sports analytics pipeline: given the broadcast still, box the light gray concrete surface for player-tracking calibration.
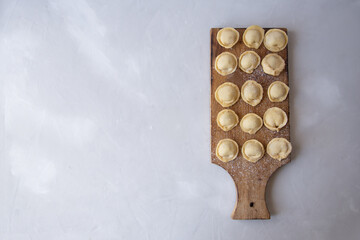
[1,0,360,239]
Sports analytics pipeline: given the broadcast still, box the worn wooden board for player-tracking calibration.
[210,28,290,220]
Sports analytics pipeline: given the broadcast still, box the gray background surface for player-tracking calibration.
[1,0,360,239]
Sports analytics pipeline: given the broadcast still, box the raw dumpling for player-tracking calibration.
[215,82,240,107]
[216,27,240,48]
[241,139,265,163]
[263,107,288,132]
[239,51,261,74]
[241,80,263,106]
[240,113,263,134]
[261,53,285,76]
[267,138,292,160]
[264,29,288,52]
[216,139,239,162]
[243,25,265,49]
[268,81,289,102]
[216,109,239,131]
[215,52,237,76]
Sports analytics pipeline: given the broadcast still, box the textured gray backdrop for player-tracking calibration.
[1,0,360,239]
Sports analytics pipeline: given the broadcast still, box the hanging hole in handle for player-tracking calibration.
[250,202,254,207]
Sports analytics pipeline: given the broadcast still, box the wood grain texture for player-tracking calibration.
[210,28,290,220]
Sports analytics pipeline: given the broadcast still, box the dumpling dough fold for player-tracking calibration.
[215,82,240,107]
[241,80,263,106]
[239,51,261,74]
[216,109,239,131]
[261,53,285,76]
[240,113,263,134]
[264,29,288,52]
[268,81,289,102]
[242,139,265,163]
[216,139,239,162]
[267,138,292,160]
[215,52,237,76]
[243,25,265,49]
[263,107,288,132]
[216,27,240,48]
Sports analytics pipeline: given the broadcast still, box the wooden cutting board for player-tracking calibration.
[210,28,290,220]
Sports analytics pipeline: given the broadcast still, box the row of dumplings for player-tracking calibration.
[216,138,292,163]
[214,26,292,163]
[217,107,288,133]
[215,80,289,108]
[215,51,285,77]
[216,26,288,52]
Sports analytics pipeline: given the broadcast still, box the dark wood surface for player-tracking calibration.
[210,28,290,219]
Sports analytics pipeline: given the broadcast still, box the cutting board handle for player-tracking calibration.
[231,178,270,219]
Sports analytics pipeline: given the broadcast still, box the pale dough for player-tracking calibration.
[216,139,239,162]
[263,107,288,132]
[216,27,240,48]
[215,82,240,107]
[268,81,289,102]
[241,80,263,106]
[261,53,285,76]
[264,29,288,52]
[267,138,292,160]
[240,113,263,134]
[216,109,239,131]
[239,51,261,74]
[242,139,265,163]
[215,52,237,76]
[243,25,265,49]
